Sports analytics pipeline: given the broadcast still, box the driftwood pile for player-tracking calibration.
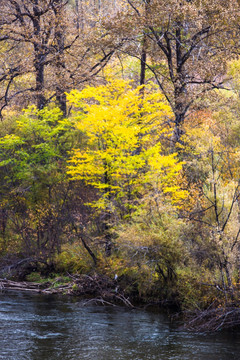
[0,278,70,294]
[184,305,240,332]
[69,274,134,307]
[0,274,134,307]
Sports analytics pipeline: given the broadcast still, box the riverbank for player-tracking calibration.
[0,275,135,308]
[2,276,240,332]
[2,256,240,332]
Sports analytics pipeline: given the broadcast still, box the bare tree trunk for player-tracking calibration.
[53,1,67,116]
[76,0,84,31]
[139,33,147,97]
[33,1,46,110]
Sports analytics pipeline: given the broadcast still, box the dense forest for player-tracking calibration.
[1,0,240,330]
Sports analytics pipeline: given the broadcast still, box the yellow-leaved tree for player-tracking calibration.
[67,79,186,220]
[67,78,188,260]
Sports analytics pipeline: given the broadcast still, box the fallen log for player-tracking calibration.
[0,278,41,289]
[0,278,52,293]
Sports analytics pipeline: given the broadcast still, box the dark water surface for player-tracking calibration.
[0,291,240,360]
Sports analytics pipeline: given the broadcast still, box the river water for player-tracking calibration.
[0,291,240,360]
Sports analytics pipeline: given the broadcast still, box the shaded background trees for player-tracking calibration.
[0,0,69,114]
[105,0,240,144]
[0,0,120,117]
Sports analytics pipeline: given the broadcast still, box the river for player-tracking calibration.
[0,290,240,360]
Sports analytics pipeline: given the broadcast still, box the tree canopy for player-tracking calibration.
[1,0,240,331]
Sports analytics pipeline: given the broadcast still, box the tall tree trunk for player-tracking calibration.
[171,112,185,146]
[139,33,147,97]
[171,24,187,147]
[53,1,67,116]
[103,162,112,256]
[33,0,46,110]
[139,0,150,97]
[34,59,46,110]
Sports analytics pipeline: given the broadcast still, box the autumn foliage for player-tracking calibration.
[1,0,240,330]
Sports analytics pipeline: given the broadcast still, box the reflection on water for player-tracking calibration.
[0,291,240,360]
